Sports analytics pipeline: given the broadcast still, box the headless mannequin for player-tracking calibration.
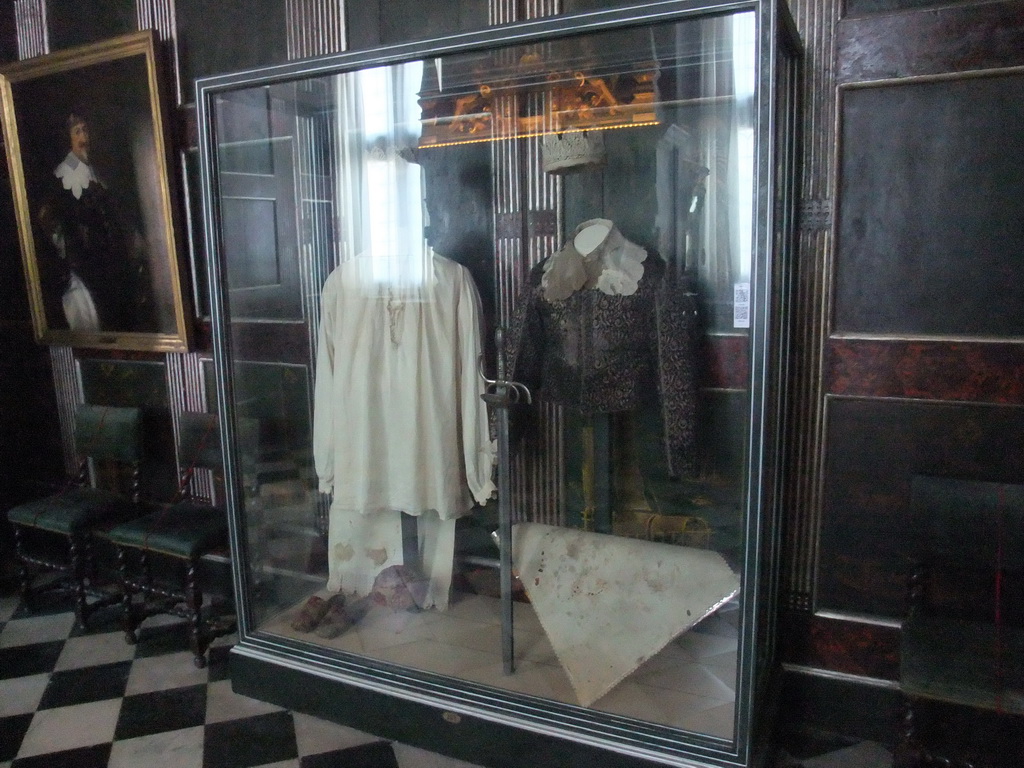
[570,221,613,292]
[572,220,614,532]
[569,220,653,532]
[574,220,611,257]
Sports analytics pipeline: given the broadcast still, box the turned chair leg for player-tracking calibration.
[68,534,90,630]
[12,525,33,610]
[892,698,979,768]
[118,547,138,644]
[186,557,207,668]
[142,549,153,595]
[83,533,102,588]
[894,698,920,768]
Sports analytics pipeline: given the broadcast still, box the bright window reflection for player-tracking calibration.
[341,62,430,288]
[734,12,756,283]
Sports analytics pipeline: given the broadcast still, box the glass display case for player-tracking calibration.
[197,1,801,765]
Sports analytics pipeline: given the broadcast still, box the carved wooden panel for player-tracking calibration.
[13,0,46,59]
[285,0,345,60]
[137,0,181,104]
[48,346,78,475]
[780,0,841,610]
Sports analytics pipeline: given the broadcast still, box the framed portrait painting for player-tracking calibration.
[1,30,192,352]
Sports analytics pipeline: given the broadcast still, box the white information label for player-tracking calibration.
[733,282,750,329]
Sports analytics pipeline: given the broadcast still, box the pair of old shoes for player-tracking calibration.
[290,563,431,638]
[290,593,361,638]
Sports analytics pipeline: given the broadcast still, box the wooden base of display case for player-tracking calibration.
[229,647,695,768]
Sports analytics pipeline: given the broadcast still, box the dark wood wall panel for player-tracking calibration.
[836,0,1024,84]
[835,73,1024,337]
[845,0,973,18]
[0,5,60,570]
[47,0,136,50]
[0,1,18,63]
[176,0,288,103]
[0,166,63,508]
[380,0,488,44]
[778,669,903,745]
[827,339,1024,402]
[231,361,312,463]
[798,13,1024,743]
[343,0,380,50]
[230,322,310,366]
[820,13,1024,715]
[346,0,489,50]
[819,396,1024,617]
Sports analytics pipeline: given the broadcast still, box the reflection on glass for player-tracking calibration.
[337,62,429,283]
[214,10,757,742]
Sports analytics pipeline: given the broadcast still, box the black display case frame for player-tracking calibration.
[197,1,802,765]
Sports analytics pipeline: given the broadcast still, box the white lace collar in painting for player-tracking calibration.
[54,152,98,200]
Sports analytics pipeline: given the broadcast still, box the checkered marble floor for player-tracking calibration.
[0,588,484,768]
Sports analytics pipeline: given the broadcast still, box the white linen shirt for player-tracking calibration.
[313,251,496,519]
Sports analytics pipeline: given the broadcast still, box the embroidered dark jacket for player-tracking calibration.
[506,252,700,478]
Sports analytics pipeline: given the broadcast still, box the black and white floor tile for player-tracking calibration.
[0,585,895,768]
[0,588,485,768]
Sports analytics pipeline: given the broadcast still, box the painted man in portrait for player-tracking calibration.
[35,110,156,333]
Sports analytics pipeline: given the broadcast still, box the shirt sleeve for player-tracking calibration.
[503,264,548,451]
[654,267,701,478]
[504,265,546,396]
[313,272,338,495]
[456,265,497,506]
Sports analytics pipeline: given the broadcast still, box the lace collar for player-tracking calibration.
[541,219,647,302]
[54,152,98,200]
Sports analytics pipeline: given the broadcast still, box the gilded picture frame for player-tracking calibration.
[0,30,192,352]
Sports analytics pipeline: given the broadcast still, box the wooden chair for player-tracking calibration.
[6,404,143,630]
[106,412,236,667]
[896,475,1024,768]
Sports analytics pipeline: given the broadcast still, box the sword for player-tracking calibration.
[480,326,531,675]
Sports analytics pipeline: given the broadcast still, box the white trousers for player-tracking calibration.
[326,505,457,610]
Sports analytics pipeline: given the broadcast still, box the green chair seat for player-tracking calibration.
[7,488,135,534]
[107,503,228,559]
